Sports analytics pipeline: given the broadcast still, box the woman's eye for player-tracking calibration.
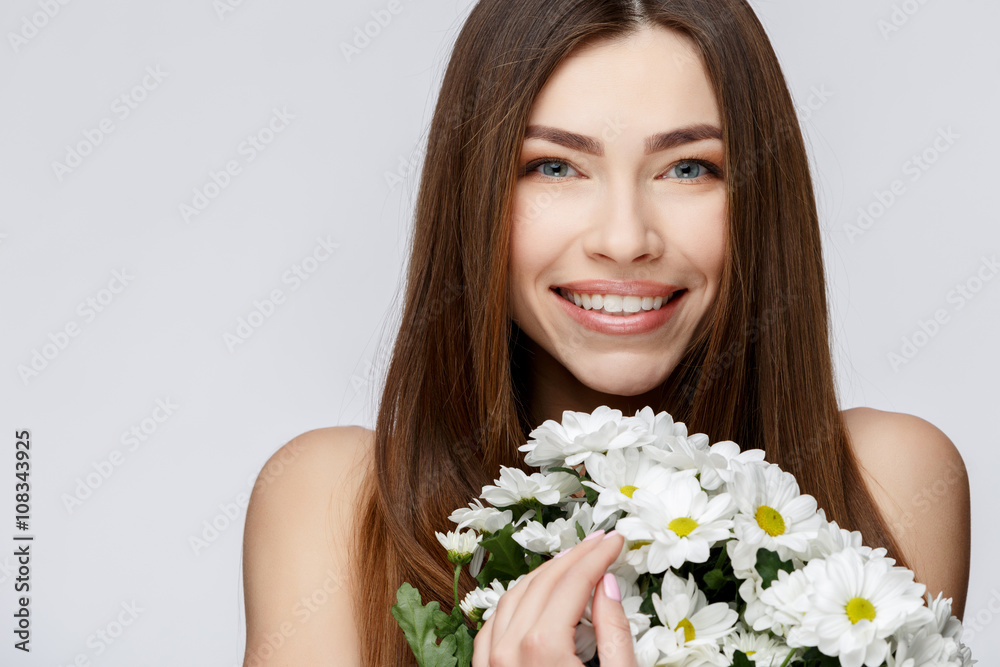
[526,159,579,178]
[663,159,720,182]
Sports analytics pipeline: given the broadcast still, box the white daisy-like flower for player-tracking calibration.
[646,436,767,491]
[518,406,656,469]
[449,498,513,534]
[728,462,823,569]
[479,466,581,507]
[805,517,888,562]
[435,529,481,565]
[513,503,596,554]
[889,592,969,667]
[634,570,737,666]
[627,406,695,449]
[771,548,927,667]
[458,574,527,622]
[721,628,791,666]
[581,446,675,524]
[746,566,813,637]
[615,471,735,572]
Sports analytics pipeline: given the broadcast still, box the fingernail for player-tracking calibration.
[602,573,620,601]
[552,549,567,559]
[602,529,619,541]
[583,529,605,542]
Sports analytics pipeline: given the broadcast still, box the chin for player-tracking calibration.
[569,363,671,399]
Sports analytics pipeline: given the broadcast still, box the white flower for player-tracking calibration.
[634,571,737,666]
[479,466,581,507]
[459,574,526,622]
[513,503,596,554]
[729,462,823,568]
[581,446,675,524]
[449,498,513,533]
[646,436,766,491]
[615,471,734,572]
[435,529,481,565]
[629,406,698,450]
[519,406,655,469]
[889,592,970,667]
[773,548,927,667]
[721,628,791,666]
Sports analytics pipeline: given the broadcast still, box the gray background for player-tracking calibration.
[0,0,996,664]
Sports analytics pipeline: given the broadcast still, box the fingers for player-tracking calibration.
[592,572,638,667]
[488,530,626,660]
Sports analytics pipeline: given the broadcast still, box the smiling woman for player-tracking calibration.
[241,1,970,665]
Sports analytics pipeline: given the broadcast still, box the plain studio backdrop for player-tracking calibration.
[0,0,996,664]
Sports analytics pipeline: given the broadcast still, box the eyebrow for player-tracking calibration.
[523,123,722,157]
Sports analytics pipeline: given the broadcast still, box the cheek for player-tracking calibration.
[665,194,727,285]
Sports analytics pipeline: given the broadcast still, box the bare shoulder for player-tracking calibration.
[242,425,375,666]
[840,407,970,618]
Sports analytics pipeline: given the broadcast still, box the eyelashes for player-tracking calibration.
[519,156,724,182]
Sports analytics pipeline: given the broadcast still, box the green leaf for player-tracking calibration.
[703,568,727,591]
[755,548,794,590]
[549,466,582,478]
[475,523,531,588]
[800,647,840,666]
[453,625,474,667]
[390,583,458,667]
[732,651,756,666]
[434,606,464,639]
[575,521,587,541]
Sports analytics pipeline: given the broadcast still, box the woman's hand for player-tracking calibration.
[472,529,638,667]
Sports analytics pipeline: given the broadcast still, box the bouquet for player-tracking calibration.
[392,406,974,666]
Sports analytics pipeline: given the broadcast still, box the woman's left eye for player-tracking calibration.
[662,159,721,182]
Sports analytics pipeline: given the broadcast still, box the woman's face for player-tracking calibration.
[509,25,727,399]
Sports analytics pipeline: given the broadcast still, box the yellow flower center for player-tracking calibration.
[755,505,786,537]
[668,517,698,537]
[845,597,877,624]
[746,651,756,656]
[674,618,696,643]
[619,484,638,498]
[627,540,652,551]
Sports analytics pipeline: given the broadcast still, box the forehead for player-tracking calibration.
[526,25,720,137]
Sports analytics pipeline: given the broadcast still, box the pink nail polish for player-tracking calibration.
[602,529,619,540]
[603,573,620,601]
[552,549,567,559]
[583,529,605,542]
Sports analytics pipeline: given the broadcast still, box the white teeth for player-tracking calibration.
[603,295,623,312]
[559,288,680,316]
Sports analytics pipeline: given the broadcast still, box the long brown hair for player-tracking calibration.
[351,1,908,664]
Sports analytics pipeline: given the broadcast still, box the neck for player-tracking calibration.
[515,334,666,426]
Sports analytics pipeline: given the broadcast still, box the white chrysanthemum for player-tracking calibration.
[581,446,675,524]
[633,571,737,666]
[459,574,526,622]
[449,498,513,533]
[513,503,596,554]
[806,517,887,561]
[721,628,791,666]
[646,436,766,491]
[615,471,734,572]
[519,406,656,469]
[729,462,823,568]
[479,466,581,507]
[746,566,813,637]
[770,548,927,667]
[889,592,970,667]
[435,529,481,565]
[629,406,698,450]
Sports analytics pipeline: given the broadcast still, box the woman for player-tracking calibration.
[241,1,971,665]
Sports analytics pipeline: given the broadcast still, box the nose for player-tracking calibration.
[582,182,664,267]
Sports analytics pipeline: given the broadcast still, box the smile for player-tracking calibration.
[556,287,685,317]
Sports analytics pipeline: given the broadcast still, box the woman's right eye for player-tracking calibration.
[523,158,580,179]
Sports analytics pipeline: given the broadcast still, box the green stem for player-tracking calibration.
[453,564,462,610]
[778,648,796,667]
[713,543,728,570]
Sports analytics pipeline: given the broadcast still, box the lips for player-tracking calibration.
[550,284,686,335]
